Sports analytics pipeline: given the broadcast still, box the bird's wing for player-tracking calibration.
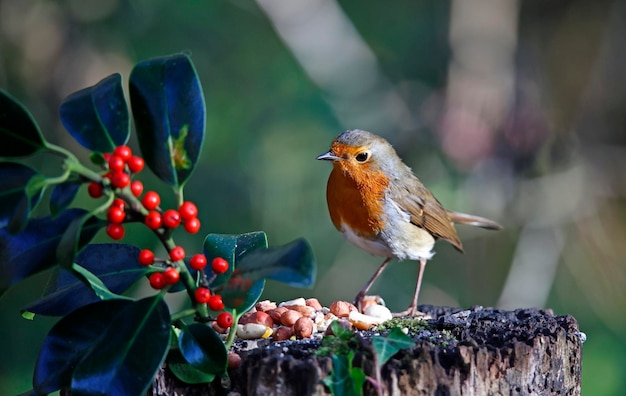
[388,177,463,252]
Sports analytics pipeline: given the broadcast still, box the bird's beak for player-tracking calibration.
[316,151,342,161]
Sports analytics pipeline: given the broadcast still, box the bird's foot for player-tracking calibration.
[392,305,426,318]
[353,291,365,313]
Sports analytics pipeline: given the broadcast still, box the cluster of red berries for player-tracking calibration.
[140,251,233,328]
[86,145,201,240]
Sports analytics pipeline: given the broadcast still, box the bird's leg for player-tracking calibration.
[394,257,427,317]
[353,257,392,312]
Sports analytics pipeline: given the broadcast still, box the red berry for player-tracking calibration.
[179,201,198,220]
[145,211,162,230]
[208,294,225,311]
[183,217,201,234]
[108,155,125,172]
[130,180,143,197]
[216,312,233,329]
[163,267,180,284]
[212,257,229,274]
[149,272,166,289]
[88,182,103,198]
[194,287,211,304]
[138,249,154,266]
[106,223,125,240]
[142,191,160,210]
[106,206,126,224]
[169,246,185,262]
[113,145,132,161]
[189,254,207,270]
[111,198,126,209]
[110,171,130,189]
[127,156,145,173]
[162,209,181,228]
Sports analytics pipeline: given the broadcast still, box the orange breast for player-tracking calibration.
[326,162,389,238]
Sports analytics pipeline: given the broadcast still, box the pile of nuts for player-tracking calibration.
[231,297,393,341]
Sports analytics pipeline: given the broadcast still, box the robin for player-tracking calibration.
[317,129,501,316]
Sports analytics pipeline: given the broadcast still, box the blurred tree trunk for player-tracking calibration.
[150,306,582,396]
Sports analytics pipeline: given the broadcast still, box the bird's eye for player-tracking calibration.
[355,152,369,162]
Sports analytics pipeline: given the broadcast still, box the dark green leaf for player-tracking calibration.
[33,299,132,394]
[223,279,265,312]
[0,209,99,295]
[59,73,129,152]
[229,238,316,287]
[178,323,228,376]
[203,232,268,288]
[129,53,205,187]
[0,162,43,233]
[372,327,416,367]
[71,296,171,396]
[0,89,45,157]
[56,212,106,268]
[323,351,364,396]
[50,180,81,217]
[168,349,216,384]
[23,244,145,316]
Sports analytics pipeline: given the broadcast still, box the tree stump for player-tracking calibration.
[150,306,583,395]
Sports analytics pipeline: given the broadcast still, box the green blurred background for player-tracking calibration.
[1,0,624,394]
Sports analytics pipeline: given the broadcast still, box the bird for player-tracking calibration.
[317,129,501,316]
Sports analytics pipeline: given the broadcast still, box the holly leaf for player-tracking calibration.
[227,238,315,286]
[0,162,43,233]
[178,323,228,376]
[59,73,130,152]
[0,89,46,157]
[23,244,146,317]
[372,327,416,367]
[211,237,315,309]
[129,53,205,187]
[0,209,100,295]
[168,349,216,384]
[203,231,268,288]
[33,299,132,395]
[49,180,81,218]
[56,212,106,268]
[71,296,171,395]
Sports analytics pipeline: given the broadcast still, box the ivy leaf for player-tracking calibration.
[59,73,130,152]
[178,323,228,376]
[33,299,133,395]
[23,244,145,317]
[0,162,43,233]
[323,351,365,396]
[0,209,99,295]
[49,180,81,218]
[71,296,171,396]
[129,53,205,187]
[372,327,416,367]
[0,89,46,157]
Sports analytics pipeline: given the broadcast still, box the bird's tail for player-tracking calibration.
[447,211,502,230]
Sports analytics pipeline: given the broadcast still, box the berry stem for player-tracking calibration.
[170,308,197,323]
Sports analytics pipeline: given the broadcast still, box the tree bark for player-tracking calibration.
[150,306,583,396]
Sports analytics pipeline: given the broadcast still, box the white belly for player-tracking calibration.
[341,225,393,257]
